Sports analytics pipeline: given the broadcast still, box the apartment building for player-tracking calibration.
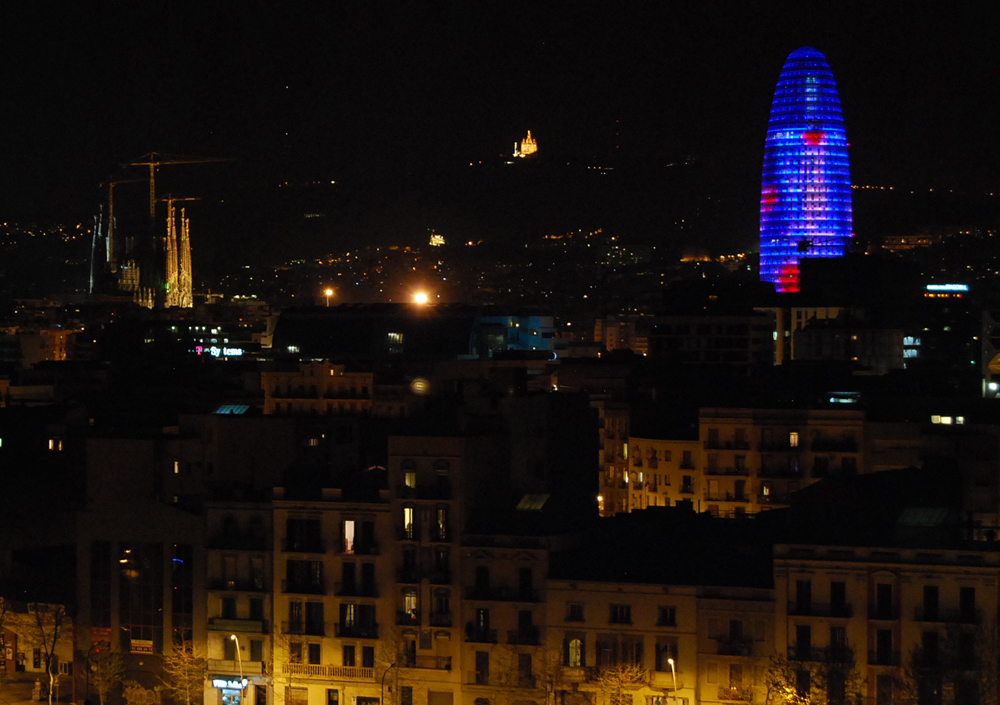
[625,438,700,510]
[263,362,375,416]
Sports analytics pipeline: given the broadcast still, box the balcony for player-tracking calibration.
[429,612,453,628]
[811,437,858,453]
[209,579,269,592]
[396,610,420,626]
[680,486,695,495]
[758,465,801,478]
[680,461,696,470]
[335,582,378,598]
[281,539,325,554]
[465,623,497,643]
[398,482,452,501]
[715,636,754,657]
[208,660,264,675]
[788,602,853,618]
[868,650,901,667]
[281,663,374,680]
[759,442,801,453]
[208,618,265,633]
[705,466,751,477]
[429,570,452,585]
[466,586,540,602]
[464,672,537,688]
[398,527,421,542]
[758,493,792,505]
[282,621,325,637]
[704,492,750,503]
[704,440,751,450]
[914,607,980,624]
[789,645,854,663]
[282,580,325,595]
[718,687,751,702]
[507,626,541,646]
[335,623,379,639]
[340,542,380,556]
[396,569,421,584]
[207,533,270,551]
[869,606,900,621]
[400,655,452,670]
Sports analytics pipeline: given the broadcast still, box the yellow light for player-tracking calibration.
[324,288,334,297]
[413,292,429,305]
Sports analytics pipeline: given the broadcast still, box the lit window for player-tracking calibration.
[931,415,941,424]
[941,417,953,425]
[307,438,320,447]
[789,431,799,448]
[174,461,180,474]
[287,345,300,353]
[343,520,355,553]
[404,472,416,488]
[956,416,965,425]
[48,438,63,452]
[403,507,414,539]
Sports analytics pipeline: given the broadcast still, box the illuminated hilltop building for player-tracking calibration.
[760,47,852,293]
[513,129,537,157]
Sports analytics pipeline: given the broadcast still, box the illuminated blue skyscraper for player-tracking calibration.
[760,47,852,293]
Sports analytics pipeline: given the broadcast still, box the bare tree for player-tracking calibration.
[123,680,161,705]
[90,649,125,705]
[160,643,206,705]
[596,663,646,705]
[22,604,67,705]
[760,651,864,705]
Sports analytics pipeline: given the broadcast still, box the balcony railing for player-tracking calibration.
[464,672,538,688]
[704,440,751,450]
[430,570,452,585]
[758,493,793,505]
[718,687,751,702]
[561,667,598,683]
[868,650,901,667]
[398,527,420,541]
[704,492,750,503]
[758,466,802,478]
[281,539,325,553]
[282,621,325,636]
[466,586,540,602]
[811,437,858,453]
[281,580,325,595]
[705,466,751,477]
[715,637,754,657]
[396,610,420,626]
[914,607,980,624]
[507,627,541,646]
[281,663,374,680]
[335,582,378,598]
[758,442,801,452]
[209,579,269,593]
[398,482,452,501]
[789,645,854,664]
[465,623,498,643]
[209,618,265,633]
[209,659,264,675]
[335,623,379,639]
[869,606,900,621]
[429,612,453,627]
[339,542,380,556]
[400,655,452,670]
[207,533,270,551]
[788,602,853,618]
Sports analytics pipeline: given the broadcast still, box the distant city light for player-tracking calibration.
[413,292,429,305]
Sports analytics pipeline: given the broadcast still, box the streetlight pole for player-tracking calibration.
[325,288,334,307]
[667,658,678,705]
[230,635,246,704]
[380,662,397,705]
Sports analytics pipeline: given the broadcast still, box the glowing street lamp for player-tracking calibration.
[230,635,245,700]
[324,288,334,307]
[667,658,678,705]
[413,291,429,305]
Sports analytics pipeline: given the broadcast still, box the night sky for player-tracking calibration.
[0,1,996,252]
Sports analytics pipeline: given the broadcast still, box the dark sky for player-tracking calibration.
[0,1,996,227]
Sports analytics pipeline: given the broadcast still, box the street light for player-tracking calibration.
[666,658,678,705]
[381,662,397,705]
[230,635,246,703]
[324,288,334,307]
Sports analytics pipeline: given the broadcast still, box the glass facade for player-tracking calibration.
[760,47,852,293]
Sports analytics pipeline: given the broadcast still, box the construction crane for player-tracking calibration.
[127,152,230,218]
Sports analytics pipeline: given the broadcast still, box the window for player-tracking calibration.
[960,586,976,621]
[308,643,321,665]
[403,507,415,539]
[327,690,339,705]
[789,431,799,447]
[565,636,584,667]
[830,581,846,614]
[436,508,448,540]
[876,629,893,665]
[251,640,263,661]
[475,650,490,685]
[827,669,846,705]
[657,606,676,627]
[342,645,356,667]
[795,625,811,660]
[404,472,416,488]
[609,604,632,624]
[566,603,584,622]
[403,589,418,619]
[876,676,893,705]
[342,520,355,553]
[655,639,677,671]
[362,646,374,668]
[400,687,413,705]
[289,642,303,663]
[922,631,939,666]
[518,653,533,686]
[222,596,236,619]
[249,598,263,622]
[518,567,533,599]
[923,585,939,620]
[876,583,893,619]
[795,580,811,614]
[796,670,811,699]
[223,637,236,661]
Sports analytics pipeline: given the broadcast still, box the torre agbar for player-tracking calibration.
[759,46,852,293]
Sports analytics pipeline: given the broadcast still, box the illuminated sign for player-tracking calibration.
[195,346,245,358]
[131,639,154,654]
[212,679,248,690]
[925,284,969,292]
